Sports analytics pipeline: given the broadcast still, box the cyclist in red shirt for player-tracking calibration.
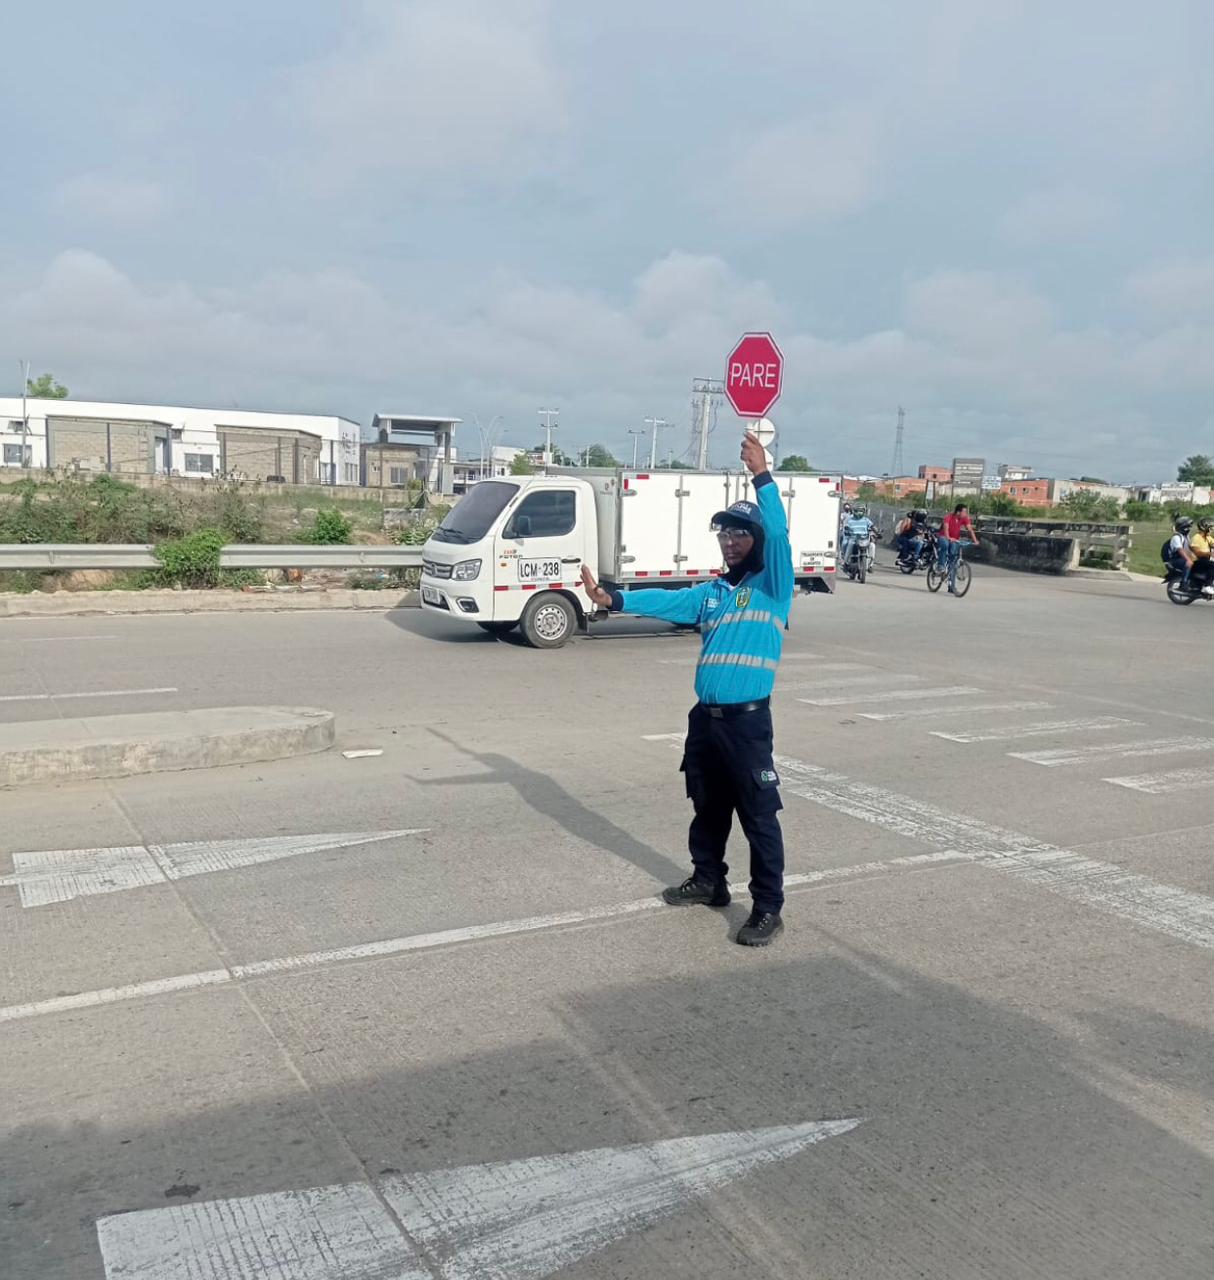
[937,503,980,594]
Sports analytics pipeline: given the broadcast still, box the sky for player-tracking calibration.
[2,0,1212,480]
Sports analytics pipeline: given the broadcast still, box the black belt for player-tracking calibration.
[699,697,770,719]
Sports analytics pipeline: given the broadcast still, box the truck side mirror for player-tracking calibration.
[509,514,532,539]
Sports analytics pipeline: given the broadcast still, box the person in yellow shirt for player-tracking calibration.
[1190,517,1214,596]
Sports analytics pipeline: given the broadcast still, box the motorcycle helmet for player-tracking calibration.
[853,504,867,517]
[1200,518,1213,534]
[1175,516,1194,533]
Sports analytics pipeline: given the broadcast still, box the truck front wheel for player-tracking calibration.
[520,593,576,649]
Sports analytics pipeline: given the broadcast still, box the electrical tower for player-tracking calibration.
[891,406,906,478]
[690,378,724,470]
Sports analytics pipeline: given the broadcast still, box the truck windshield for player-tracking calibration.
[430,480,519,544]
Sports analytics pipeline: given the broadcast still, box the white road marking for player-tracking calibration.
[0,685,177,703]
[779,673,920,692]
[7,634,119,642]
[1010,736,1214,768]
[858,700,1054,721]
[97,1121,862,1280]
[0,853,963,1024]
[1102,767,1214,794]
[931,716,1142,744]
[798,686,982,706]
[0,830,426,907]
[770,754,1214,950]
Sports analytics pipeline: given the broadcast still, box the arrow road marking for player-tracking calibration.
[96,1121,862,1280]
[0,830,426,907]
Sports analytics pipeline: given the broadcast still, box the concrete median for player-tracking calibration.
[0,706,336,788]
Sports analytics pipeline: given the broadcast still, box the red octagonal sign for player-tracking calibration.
[724,332,784,419]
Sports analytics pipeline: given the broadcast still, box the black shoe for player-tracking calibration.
[736,909,784,947]
[661,876,730,908]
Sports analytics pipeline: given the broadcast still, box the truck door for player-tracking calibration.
[495,486,585,607]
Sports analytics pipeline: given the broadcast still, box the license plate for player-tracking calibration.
[518,557,562,582]
[422,585,442,605]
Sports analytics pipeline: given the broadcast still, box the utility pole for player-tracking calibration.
[644,417,670,469]
[18,359,30,468]
[627,428,645,468]
[538,408,559,466]
[690,378,724,470]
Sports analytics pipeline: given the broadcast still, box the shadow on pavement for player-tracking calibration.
[414,727,688,886]
[4,934,1211,1278]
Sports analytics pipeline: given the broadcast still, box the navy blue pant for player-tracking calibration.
[680,702,785,914]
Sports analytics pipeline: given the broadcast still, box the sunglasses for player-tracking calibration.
[715,527,755,543]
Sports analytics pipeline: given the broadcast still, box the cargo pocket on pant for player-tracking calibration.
[749,766,784,814]
[680,758,707,807]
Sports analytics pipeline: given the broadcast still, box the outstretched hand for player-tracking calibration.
[740,432,768,477]
[580,564,613,608]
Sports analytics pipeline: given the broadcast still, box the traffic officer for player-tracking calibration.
[581,432,793,946]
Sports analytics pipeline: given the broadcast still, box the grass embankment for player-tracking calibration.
[0,474,444,592]
[1126,524,1170,577]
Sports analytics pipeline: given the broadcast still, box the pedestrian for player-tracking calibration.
[937,502,980,595]
[580,432,793,946]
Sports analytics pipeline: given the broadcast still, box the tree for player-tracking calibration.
[985,492,1027,517]
[1059,489,1121,521]
[26,372,68,399]
[777,454,811,472]
[857,482,878,500]
[530,442,571,465]
[583,443,618,467]
[1178,455,1214,484]
[510,453,534,476]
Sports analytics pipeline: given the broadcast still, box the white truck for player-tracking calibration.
[420,466,842,648]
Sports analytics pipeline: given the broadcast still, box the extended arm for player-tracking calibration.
[580,566,711,624]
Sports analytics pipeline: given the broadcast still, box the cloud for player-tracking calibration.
[714,107,882,229]
[2,247,1208,480]
[51,174,169,227]
[1126,258,1214,321]
[998,187,1114,246]
[280,0,566,182]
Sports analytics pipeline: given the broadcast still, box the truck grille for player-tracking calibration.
[422,560,452,579]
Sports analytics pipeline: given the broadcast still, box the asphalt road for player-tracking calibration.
[2,559,1212,1279]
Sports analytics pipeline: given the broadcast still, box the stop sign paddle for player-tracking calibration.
[725,332,784,419]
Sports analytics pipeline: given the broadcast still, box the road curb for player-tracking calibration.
[0,706,336,788]
[0,588,419,618]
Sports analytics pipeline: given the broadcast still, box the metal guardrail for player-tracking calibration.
[0,544,424,570]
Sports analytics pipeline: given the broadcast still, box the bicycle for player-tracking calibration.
[926,539,972,597]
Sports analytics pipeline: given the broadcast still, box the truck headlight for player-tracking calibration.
[453,559,482,581]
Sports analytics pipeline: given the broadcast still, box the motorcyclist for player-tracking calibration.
[1167,516,1196,584]
[841,504,875,573]
[895,508,928,564]
[1189,517,1214,597]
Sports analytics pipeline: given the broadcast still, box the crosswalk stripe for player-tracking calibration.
[932,716,1142,744]
[1010,736,1214,768]
[858,700,1054,721]
[1103,767,1214,794]
[798,686,981,707]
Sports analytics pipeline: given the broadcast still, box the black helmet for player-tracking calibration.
[1175,516,1194,532]
[1200,518,1213,533]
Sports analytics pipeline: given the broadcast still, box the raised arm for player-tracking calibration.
[741,434,794,605]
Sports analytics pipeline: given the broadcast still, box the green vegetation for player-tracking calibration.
[510,454,534,476]
[1177,454,1214,485]
[777,454,811,472]
[25,371,69,399]
[300,507,353,544]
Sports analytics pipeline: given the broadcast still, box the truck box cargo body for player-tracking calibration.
[420,467,840,648]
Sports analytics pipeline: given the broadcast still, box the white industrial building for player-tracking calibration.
[0,397,363,485]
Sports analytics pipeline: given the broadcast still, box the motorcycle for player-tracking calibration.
[843,532,875,583]
[895,529,938,575]
[1164,565,1214,606]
